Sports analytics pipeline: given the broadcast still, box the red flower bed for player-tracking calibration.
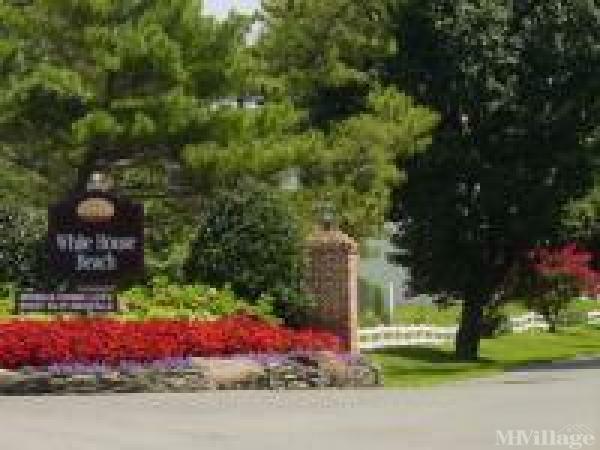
[0,315,342,369]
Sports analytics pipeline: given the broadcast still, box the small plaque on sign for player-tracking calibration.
[17,292,118,314]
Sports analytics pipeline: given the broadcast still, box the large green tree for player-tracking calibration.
[243,0,438,238]
[0,0,250,197]
[258,0,393,126]
[184,88,438,238]
[389,0,600,359]
[0,0,436,247]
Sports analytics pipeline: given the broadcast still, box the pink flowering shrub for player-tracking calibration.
[527,244,600,332]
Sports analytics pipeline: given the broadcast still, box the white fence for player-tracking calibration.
[510,311,600,333]
[359,311,600,349]
[359,325,458,350]
[588,311,600,325]
[509,312,549,333]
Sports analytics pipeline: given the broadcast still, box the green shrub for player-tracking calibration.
[0,284,14,316]
[0,206,48,289]
[184,180,307,323]
[143,197,198,283]
[360,309,383,327]
[119,276,275,320]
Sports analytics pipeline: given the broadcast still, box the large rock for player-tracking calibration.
[191,358,266,389]
[0,369,24,390]
[0,368,20,379]
[295,352,382,387]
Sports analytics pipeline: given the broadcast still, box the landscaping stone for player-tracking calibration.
[0,368,20,382]
[191,358,266,390]
[0,354,381,395]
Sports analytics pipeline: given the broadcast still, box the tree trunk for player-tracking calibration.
[547,312,558,333]
[456,300,484,361]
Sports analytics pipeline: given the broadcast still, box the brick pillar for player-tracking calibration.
[304,229,359,353]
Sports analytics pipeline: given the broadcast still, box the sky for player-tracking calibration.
[204,0,261,18]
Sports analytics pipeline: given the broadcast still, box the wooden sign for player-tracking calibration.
[48,191,144,286]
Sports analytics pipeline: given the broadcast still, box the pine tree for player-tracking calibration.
[0,0,250,197]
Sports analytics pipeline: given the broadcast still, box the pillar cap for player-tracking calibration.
[307,228,359,253]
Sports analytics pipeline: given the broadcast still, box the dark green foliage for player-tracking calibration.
[184,89,438,239]
[184,181,307,321]
[258,0,394,126]
[0,206,48,289]
[0,0,251,196]
[563,180,600,263]
[390,0,600,359]
[142,196,200,283]
[251,0,438,239]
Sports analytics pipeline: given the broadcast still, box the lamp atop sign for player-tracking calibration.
[86,172,113,192]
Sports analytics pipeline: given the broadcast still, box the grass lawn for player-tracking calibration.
[368,326,600,388]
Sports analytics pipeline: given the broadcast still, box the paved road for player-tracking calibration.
[1,360,599,450]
